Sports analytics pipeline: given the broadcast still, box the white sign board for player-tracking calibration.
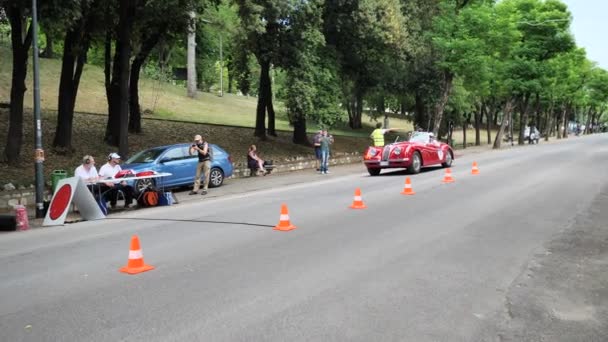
[43,177,106,226]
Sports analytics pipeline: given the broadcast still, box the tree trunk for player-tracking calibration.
[463,112,471,149]
[414,90,426,130]
[128,30,163,134]
[254,59,271,139]
[53,16,90,151]
[128,58,143,134]
[584,107,593,135]
[474,104,481,146]
[544,113,552,141]
[562,105,570,139]
[53,31,77,151]
[228,71,234,94]
[462,116,467,149]
[432,71,453,136]
[3,4,32,164]
[105,40,121,146]
[543,100,553,141]
[486,105,495,145]
[534,93,541,132]
[292,112,309,145]
[355,92,363,129]
[518,93,530,145]
[186,11,197,98]
[104,28,112,115]
[346,96,354,129]
[105,0,134,156]
[117,0,134,158]
[493,99,514,149]
[557,105,566,139]
[267,65,277,137]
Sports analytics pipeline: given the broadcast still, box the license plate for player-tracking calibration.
[380,161,389,167]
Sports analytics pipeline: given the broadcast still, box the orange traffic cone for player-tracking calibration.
[442,168,455,183]
[471,161,480,175]
[119,235,155,274]
[400,177,416,195]
[274,204,297,231]
[349,188,367,209]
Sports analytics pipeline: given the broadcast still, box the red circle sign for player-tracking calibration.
[49,184,73,220]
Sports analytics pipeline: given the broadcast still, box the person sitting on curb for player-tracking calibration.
[247,144,269,176]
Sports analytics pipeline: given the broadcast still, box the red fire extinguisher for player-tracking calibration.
[14,205,30,231]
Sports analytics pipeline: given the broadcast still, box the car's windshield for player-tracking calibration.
[409,132,430,143]
[125,148,165,164]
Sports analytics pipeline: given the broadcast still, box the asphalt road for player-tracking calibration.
[1,134,607,342]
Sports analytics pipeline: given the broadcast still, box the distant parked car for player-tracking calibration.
[121,143,233,193]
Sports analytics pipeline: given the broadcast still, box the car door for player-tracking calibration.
[420,142,436,165]
[157,146,191,186]
[425,137,443,165]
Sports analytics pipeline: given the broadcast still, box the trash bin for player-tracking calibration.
[51,170,68,193]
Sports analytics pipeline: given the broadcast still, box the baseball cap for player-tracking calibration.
[109,152,121,160]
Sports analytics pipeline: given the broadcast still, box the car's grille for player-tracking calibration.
[382,146,391,161]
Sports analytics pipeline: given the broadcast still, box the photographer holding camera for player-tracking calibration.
[189,134,211,195]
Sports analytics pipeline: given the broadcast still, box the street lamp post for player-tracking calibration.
[31,0,45,218]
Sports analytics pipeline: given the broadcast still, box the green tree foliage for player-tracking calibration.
[233,0,294,139]
[3,0,608,165]
[323,0,409,129]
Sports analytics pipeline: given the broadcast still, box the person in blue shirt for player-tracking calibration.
[319,130,334,174]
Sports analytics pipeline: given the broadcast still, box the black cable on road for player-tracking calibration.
[104,217,274,228]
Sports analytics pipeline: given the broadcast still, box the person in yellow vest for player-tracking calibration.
[370,122,398,147]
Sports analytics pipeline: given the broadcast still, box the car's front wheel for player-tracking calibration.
[367,168,381,176]
[407,151,422,174]
[441,150,453,168]
[209,167,224,188]
[134,178,155,194]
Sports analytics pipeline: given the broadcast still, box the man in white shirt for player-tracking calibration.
[74,155,99,183]
[98,153,134,209]
[74,155,106,199]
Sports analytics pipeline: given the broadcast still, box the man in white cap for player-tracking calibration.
[98,152,135,209]
[189,134,211,195]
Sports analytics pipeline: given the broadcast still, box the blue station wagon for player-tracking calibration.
[122,143,233,193]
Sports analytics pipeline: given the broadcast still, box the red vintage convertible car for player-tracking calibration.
[363,131,454,176]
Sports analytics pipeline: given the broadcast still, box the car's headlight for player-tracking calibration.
[369,149,378,157]
[393,147,402,155]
